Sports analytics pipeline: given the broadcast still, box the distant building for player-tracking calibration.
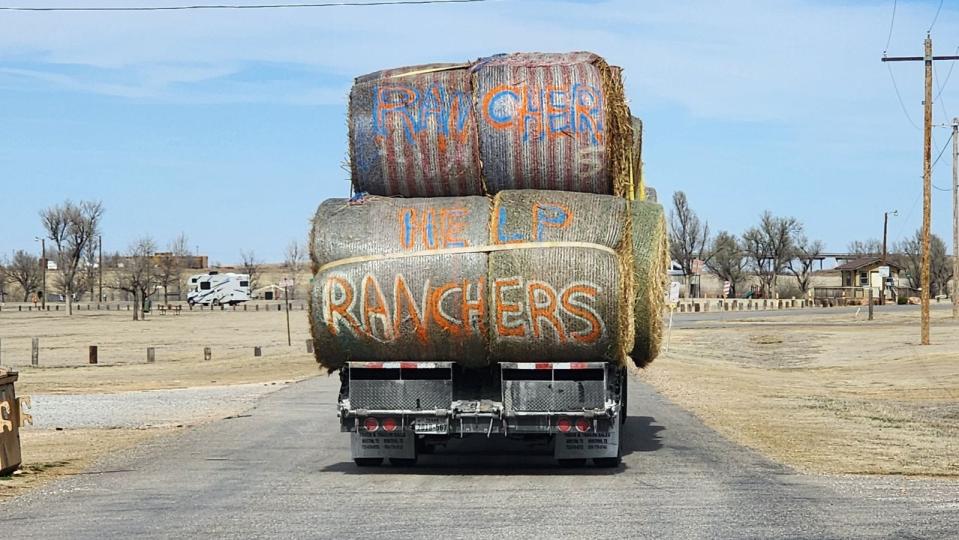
[834,257,902,296]
[151,252,208,270]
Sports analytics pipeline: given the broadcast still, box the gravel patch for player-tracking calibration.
[24,383,286,429]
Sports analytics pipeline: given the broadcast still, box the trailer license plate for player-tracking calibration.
[414,418,448,434]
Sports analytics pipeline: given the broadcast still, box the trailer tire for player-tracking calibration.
[621,368,628,425]
[353,458,383,467]
[557,458,587,468]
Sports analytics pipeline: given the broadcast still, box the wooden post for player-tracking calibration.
[89,345,98,365]
[147,347,155,363]
[868,289,874,321]
[204,347,211,361]
[31,338,39,366]
[254,346,262,357]
[953,117,958,319]
[306,339,314,354]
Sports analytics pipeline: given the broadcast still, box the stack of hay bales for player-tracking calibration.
[312,51,667,372]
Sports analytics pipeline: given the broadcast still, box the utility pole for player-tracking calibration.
[881,210,897,306]
[98,234,103,303]
[883,35,959,344]
[953,117,958,319]
[40,237,46,310]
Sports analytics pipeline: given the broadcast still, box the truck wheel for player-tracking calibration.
[593,456,622,468]
[353,458,383,467]
[557,458,587,468]
[621,368,628,425]
[389,457,418,467]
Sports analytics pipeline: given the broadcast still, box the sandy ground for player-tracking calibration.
[642,305,959,477]
[0,308,321,394]
[0,308,324,499]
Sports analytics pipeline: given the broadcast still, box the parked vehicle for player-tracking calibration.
[186,272,250,306]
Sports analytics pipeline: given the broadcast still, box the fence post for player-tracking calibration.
[147,347,155,363]
[32,338,39,366]
[89,345,98,365]
[254,346,262,357]
[204,347,212,361]
[868,289,874,321]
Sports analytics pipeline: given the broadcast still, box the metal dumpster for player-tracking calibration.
[1,370,24,475]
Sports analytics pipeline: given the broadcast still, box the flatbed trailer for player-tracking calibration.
[338,360,626,467]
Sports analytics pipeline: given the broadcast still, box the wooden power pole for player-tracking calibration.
[953,117,958,319]
[883,35,959,344]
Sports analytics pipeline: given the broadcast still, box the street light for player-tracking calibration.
[881,210,898,305]
[34,236,46,309]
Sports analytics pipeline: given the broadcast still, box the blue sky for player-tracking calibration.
[1,0,957,264]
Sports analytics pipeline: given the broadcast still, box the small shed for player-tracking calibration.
[834,257,902,289]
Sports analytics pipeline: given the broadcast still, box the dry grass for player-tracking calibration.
[642,307,959,476]
[0,308,321,394]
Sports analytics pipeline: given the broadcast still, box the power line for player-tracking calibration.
[932,129,954,170]
[884,0,897,54]
[929,0,945,33]
[0,0,490,11]
[886,62,921,130]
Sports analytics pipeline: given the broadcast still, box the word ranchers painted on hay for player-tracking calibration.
[309,191,638,371]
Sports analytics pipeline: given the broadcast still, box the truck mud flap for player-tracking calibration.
[351,431,415,460]
[554,417,620,460]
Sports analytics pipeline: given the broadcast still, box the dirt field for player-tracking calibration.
[642,305,959,476]
[0,307,320,394]
[0,307,323,499]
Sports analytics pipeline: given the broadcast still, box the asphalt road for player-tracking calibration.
[2,376,956,539]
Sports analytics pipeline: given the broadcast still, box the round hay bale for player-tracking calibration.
[347,52,633,197]
[308,190,641,371]
[629,200,668,367]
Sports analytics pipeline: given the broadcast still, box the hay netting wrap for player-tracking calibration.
[629,200,668,367]
[347,52,632,197]
[309,190,639,371]
[488,190,631,362]
[309,196,491,370]
[349,63,483,197]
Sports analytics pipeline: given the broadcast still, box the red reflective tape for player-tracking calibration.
[535,362,552,370]
[570,362,588,369]
[365,362,384,369]
[400,362,417,369]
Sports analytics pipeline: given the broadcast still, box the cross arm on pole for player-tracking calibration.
[882,55,959,62]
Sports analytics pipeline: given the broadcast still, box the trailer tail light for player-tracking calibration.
[557,417,572,433]
[363,417,379,433]
[575,418,591,433]
[381,417,398,433]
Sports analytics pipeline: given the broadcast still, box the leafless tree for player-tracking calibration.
[3,251,47,302]
[240,250,261,294]
[847,239,883,257]
[742,212,801,297]
[40,200,104,314]
[705,231,746,297]
[788,235,824,294]
[895,230,953,296]
[114,237,160,321]
[157,233,190,303]
[282,240,305,300]
[669,191,710,298]
[0,257,8,303]
[80,239,99,301]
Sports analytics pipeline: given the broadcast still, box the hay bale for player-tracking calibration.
[349,63,483,197]
[309,195,491,371]
[629,200,668,367]
[309,190,645,371]
[488,190,630,362]
[348,52,632,197]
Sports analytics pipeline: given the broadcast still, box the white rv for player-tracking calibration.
[187,272,251,306]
